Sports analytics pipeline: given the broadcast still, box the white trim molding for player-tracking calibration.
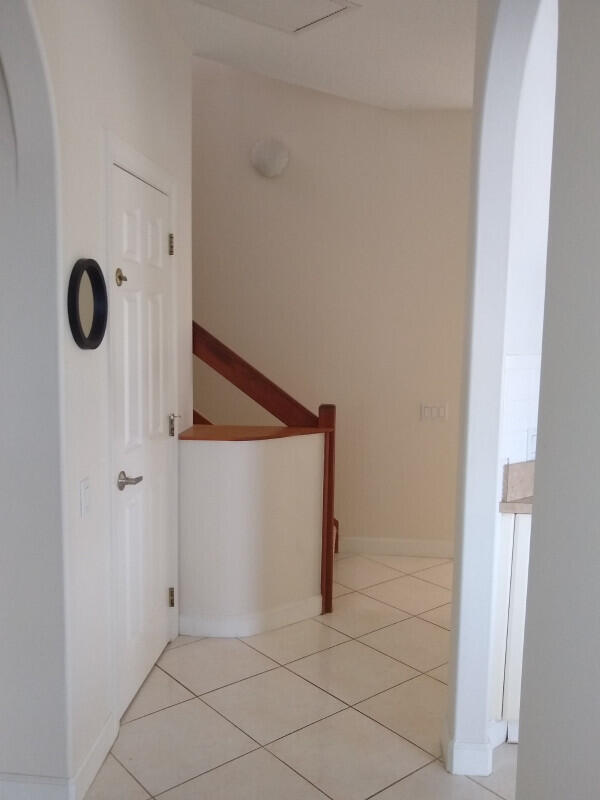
[442,718,508,776]
[180,595,323,638]
[0,715,118,800]
[339,537,454,560]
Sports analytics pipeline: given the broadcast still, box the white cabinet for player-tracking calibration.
[502,513,531,742]
[493,512,532,743]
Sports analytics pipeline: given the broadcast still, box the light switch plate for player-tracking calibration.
[80,478,91,519]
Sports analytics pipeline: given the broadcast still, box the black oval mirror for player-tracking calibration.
[67,259,108,349]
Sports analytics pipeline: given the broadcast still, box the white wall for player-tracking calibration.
[517,2,600,797]
[1,1,193,794]
[192,58,472,554]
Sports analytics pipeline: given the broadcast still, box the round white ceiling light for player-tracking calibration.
[250,138,290,178]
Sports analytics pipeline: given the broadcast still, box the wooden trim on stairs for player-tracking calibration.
[193,409,212,425]
[192,322,318,427]
[319,404,336,614]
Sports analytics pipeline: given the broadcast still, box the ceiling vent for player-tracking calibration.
[193,0,356,33]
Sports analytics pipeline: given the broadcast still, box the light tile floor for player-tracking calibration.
[85,554,518,800]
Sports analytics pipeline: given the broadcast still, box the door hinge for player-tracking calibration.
[168,233,174,256]
[169,412,181,437]
[168,587,175,608]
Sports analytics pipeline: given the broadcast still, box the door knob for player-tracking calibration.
[115,267,128,287]
[117,470,143,491]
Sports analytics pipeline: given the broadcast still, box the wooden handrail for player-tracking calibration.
[192,321,335,613]
[319,404,336,614]
[193,322,318,427]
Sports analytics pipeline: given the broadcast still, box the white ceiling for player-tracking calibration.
[173,0,477,110]
[192,0,353,34]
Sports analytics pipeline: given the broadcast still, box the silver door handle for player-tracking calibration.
[117,470,143,491]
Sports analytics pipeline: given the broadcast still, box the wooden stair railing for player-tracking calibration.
[192,321,337,613]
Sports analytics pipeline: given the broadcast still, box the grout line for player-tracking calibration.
[352,704,442,760]
[195,695,264,748]
[351,636,429,674]
[350,589,452,630]
[195,665,279,698]
[120,695,196,726]
[163,635,205,652]
[260,707,348,748]
[363,758,438,800]
[151,749,260,798]
[356,554,451,574]
[110,751,159,798]
[154,662,196,691]
[313,609,412,638]
[350,669,447,707]
[266,748,335,799]
[239,634,351,667]
[410,572,454,591]
[357,554,407,573]
[466,774,514,800]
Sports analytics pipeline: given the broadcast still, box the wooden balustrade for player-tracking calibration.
[192,321,336,613]
[192,322,318,427]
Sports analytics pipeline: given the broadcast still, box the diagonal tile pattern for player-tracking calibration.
[268,709,432,800]
[157,749,327,799]
[85,754,149,800]
[356,674,448,757]
[241,618,348,663]
[122,667,194,723]
[333,554,402,589]
[360,617,450,672]
[158,637,277,695]
[288,639,418,704]
[85,554,517,800]
[202,667,345,744]
[316,590,409,637]
[363,575,452,615]
[371,760,502,799]
[112,699,256,796]
[415,561,455,590]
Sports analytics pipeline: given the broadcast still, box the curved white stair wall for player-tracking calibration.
[179,433,324,637]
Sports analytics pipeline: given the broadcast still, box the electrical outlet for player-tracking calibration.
[420,403,449,421]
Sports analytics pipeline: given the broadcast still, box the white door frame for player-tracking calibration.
[445,0,551,775]
[0,0,68,790]
[105,133,180,722]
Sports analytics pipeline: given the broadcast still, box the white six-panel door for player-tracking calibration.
[110,164,175,717]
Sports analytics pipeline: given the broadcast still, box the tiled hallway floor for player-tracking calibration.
[86,554,517,800]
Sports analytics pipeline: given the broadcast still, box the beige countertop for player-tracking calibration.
[499,496,533,515]
[500,460,535,515]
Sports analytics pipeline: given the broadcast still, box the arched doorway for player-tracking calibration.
[0,0,67,789]
[447,0,557,777]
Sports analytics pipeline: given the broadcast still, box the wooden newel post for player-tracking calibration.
[319,404,336,614]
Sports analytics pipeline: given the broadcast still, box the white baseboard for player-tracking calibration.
[0,774,72,800]
[0,715,118,800]
[489,719,508,749]
[507,720,519,743]
[442,719,508,776]
[339,537,454,559]
[72,714,119,800]
[444,738,493,776]
[180,594,323,638]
